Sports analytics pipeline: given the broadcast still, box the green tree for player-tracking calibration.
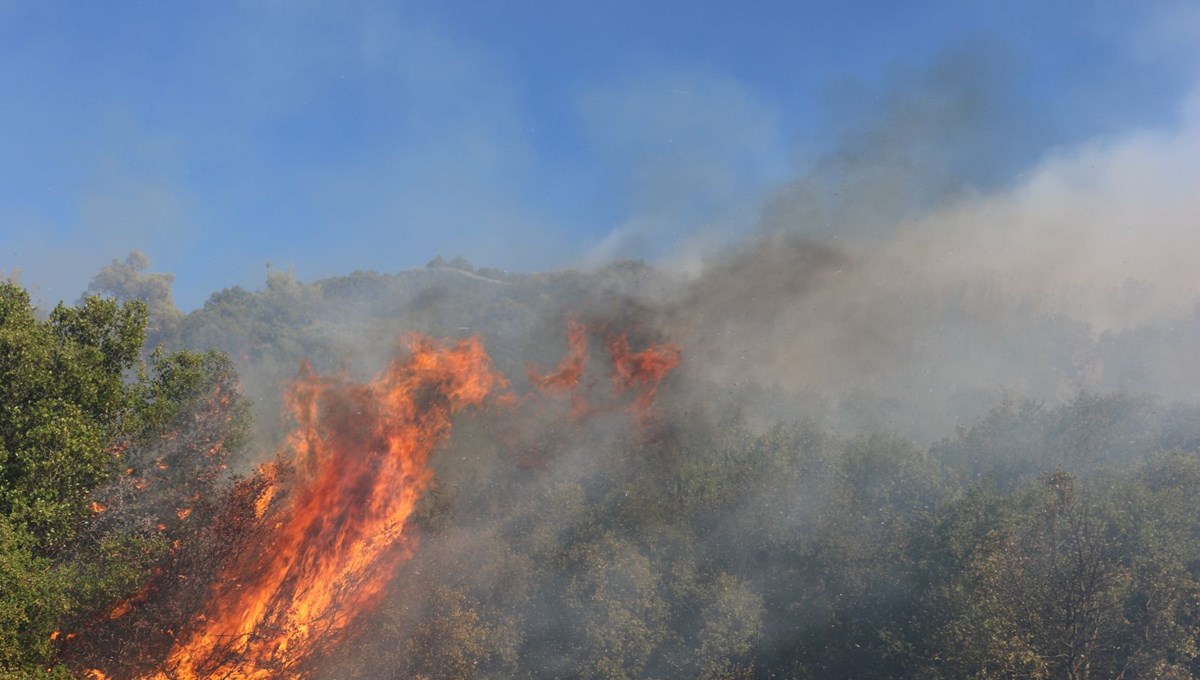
[935,469,1200,679]
[87,251,182,346]
[399,586,521,680]
[565,533,669,680]
[0,517,70,672]
[0,282,251,675]
[0,283,147,546]
[692,573,763,680]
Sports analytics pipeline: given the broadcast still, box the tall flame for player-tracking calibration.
[527,319,590,416]
[146,335,504,679]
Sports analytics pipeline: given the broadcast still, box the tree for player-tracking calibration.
[565,533,669,680]
[400,586,520,680]
[0,283,147,546]
[934,469,1200,679]
[0,282,251,676]
[692,573,763,680]
[87,251,182,346]
[0,517,70,673]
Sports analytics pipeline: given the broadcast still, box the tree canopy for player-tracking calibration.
[0,282,248,676]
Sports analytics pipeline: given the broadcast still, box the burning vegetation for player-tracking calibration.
[46,318,680,679]
[143,335,505,678]
[6,231,1200,679]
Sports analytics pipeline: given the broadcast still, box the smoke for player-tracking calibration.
[884,111,1200,327]
[577,65,788,263]
[0,116,196,309]
[613,49,1200,437]
[58,31,1200,679]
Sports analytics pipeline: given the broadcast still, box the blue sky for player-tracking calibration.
[1,0,1197,309]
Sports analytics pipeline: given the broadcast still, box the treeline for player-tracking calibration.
[91,252,1200,446]
[5,252,1200,678]
[321,392,1200,679]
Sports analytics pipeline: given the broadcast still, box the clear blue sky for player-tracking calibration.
[1,0,1196,309]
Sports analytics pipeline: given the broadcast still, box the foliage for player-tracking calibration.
[0,282,147,546]
[0,517,70,671]
[9,257,1200,679]
[400,586,522,680]
[0,282,250,676]
[86,251,183,348]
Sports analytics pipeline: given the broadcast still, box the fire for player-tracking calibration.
[527,319,590,416]
[607,334,682,417]
[527,323,681,422]
[142,335,504,679]
[104,579,155,627]
[90,501,106,514]
[108,600,132,620]
[94,327,678,678]
[253,464,278,519]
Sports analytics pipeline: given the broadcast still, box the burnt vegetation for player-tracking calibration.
[3,250,1200,680]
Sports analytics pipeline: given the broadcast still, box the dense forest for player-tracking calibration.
[4,249,1200,679]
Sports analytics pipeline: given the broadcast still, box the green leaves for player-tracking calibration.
[928,467,1200,679]
[0,282,251,675]
[0,284,145,543]
[0,517,70,671]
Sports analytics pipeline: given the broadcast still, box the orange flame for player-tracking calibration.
[143,335,503,679]
[106,579,155,625]
[527,320,590,416]
[116,327,676,678]
[527,324,682,422]
[90,501,106,514]
[607,334,682,417]
[109,600,132,620]
[253,465,278,520]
